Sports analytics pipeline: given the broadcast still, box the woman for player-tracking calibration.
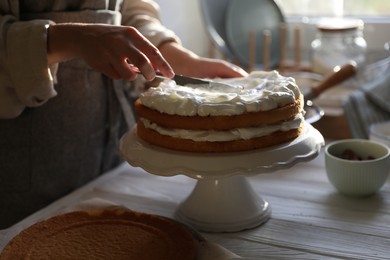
[0,0,247,228]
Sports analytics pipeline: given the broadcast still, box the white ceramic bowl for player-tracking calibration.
[325,139,390,197]
[369,121,390,148]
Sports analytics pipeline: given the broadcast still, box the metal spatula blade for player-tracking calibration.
[135,68,211,86]
[155,74,211,86]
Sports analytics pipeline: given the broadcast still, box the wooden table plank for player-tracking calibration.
[2,149,390,259]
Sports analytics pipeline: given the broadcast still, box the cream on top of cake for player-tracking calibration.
[140,70,301,116]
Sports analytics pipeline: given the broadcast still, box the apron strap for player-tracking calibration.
[113,80,135,129]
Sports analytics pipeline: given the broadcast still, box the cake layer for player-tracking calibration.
[135,94,303,130]
[134,70,305,153]
[139,71,301,117]
[137,121,305,153]
[139,113,303,142]
[1,209,196,260]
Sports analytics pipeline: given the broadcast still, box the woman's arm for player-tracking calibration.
[0,0,174,119]
[0,9,56,118]
[120,0,180,48]
[159,41,247,78]
[46,23,173,81]
[120,0,247,78]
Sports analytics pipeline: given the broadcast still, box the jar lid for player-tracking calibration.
[317,18,364,32]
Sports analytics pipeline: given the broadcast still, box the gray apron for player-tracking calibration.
[0,10,133,228]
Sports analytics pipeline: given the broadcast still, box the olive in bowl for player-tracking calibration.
[325,139,390,197]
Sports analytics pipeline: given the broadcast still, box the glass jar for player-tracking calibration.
[311,18,367,75]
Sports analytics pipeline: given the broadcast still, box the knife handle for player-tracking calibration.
[310,62,357,99]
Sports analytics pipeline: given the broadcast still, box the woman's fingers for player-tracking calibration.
[71,24,173,81]
[123,27,174,80]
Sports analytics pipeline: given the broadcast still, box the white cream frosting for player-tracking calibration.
[140,113,304,142]
[140,71,301,116]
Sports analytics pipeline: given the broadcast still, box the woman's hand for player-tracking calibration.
[159,42,248,79]
[47,23,174,81]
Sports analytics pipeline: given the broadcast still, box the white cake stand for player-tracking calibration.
[119,122,324,232]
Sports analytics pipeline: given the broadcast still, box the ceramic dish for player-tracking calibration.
[225,0,285,69]
[325,139,390,197]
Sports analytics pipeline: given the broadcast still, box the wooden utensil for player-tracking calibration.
[305,63,357,100]
[262,30,271,71]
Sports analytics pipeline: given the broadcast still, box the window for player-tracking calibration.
[273,0,390,52]
[274,0,390,19]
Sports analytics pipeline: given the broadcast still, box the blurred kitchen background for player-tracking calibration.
[154,0,390,140]
[155,0,389,60]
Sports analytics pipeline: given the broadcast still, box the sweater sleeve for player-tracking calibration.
[120,0,181,47]
[0,11,57,119]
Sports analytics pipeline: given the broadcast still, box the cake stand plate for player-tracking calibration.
[119,123,324,232]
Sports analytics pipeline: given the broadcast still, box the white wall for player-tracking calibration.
[154,0,210,56]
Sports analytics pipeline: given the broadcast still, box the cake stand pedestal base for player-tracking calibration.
[176,175,271,232]
[119,123,324,233]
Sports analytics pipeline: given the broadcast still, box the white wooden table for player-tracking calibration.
[1,147,390,259]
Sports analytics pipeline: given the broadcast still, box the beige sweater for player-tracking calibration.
[0,0,179,118]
